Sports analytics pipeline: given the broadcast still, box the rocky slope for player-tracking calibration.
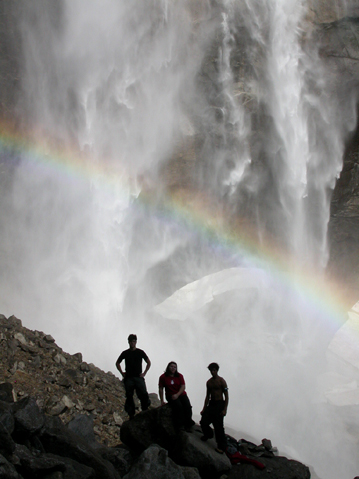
[0,312,312,478]
[0,313,143,448]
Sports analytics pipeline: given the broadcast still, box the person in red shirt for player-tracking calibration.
[158,361,195,431]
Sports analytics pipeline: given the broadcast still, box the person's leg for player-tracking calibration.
[169,397,185,429]
[212,402,226,452]
[134,377,151,411]
[200,406,214,440]
[179,395,195,429]
[124,377,136,418]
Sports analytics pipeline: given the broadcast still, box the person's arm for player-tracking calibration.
[115,356,125,378]
[171,383,185,401]
[221,379,229,416]
[200,382,210,415]
[140,357,151,378]
[159,386,166,405]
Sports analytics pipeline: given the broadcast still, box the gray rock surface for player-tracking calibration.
[123,444,187,479]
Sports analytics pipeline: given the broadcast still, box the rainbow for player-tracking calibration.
[0,119,352,335]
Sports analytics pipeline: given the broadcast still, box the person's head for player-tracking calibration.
[208,362,219,377]
[165,361,179,377]
[128,334,137,349]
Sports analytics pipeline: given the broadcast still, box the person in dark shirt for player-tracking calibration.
[116,334,151,419]
[158,361,195,431]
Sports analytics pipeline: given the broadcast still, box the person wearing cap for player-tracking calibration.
[200,362,229,453]
[116,334,151,419]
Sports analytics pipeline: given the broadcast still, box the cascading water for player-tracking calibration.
[0,1,358,478]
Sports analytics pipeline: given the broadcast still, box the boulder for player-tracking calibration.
[97,445,134,477]
[120,407,231,478]
[39,415,120,479]
[0,383,14,403]
[0,453,21,479]
[120,405,176,452]
[171,428,232,478]
[13,397,45,436]
[122,444,187,479]
[67,414,99,449]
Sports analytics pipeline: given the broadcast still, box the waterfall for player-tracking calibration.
[0,1,357,478]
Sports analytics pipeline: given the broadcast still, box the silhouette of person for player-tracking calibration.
[159,361,195,431]
[200,362,229,453]
[116,334,151,419]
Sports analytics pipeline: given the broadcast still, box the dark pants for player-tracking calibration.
[124,377,150,417]
[168,394,194,429]
[200,400,226,450]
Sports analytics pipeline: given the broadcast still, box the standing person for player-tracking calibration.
[200,362,229,453]
[116,334,151,419]
[159,361,195,431]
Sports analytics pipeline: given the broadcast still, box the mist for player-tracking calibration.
[0,1,358,478]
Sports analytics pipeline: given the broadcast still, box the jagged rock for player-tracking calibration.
[67,414,98,448]
[120,407,231,478]
[171,428,232,478]
[122,444,187,479]
[97,445,134,477]
[120,405,176,452]
[44,335,55,343]
[181,466,202,479]
[13,333,27,346]
[0,453,21,479]
[13,397,45,436]
[226,454,310,479]
[0,422,16,455]
[112,412,123,426]
[72,353,83,362]
[39,416,120,479]
[0,383,14,403]
[14,443,66,477]
[7,316,22,329]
